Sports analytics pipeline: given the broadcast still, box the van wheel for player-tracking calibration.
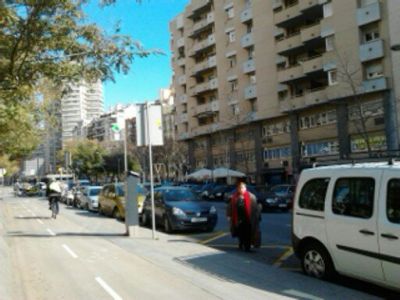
[301,243,335,280]
[112,208,122,221]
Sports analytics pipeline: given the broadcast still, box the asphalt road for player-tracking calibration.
[1,190,399,299]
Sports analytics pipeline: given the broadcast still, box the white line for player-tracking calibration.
[62,244,78,259]
[95,277,123,300]
[273,248,294,268]
[37,219,44,225]
[46,228,56,236]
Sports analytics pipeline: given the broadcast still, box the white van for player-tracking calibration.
[292,162,400,292]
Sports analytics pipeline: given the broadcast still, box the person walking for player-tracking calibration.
[227,181,261,252]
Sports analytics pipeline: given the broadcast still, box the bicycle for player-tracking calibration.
[49,195,60,219]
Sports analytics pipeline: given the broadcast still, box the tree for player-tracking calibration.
[0,0,153,158]
[0,154,19,177]
[64,139,106,180]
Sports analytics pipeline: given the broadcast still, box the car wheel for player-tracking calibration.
[164,216,172,234]
[98,205,104,215]
[301,243,335,280]
[112,207,122,220]
[141,212,150,227]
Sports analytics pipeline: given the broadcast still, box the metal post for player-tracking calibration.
[124,122,128,173]
[145,102,157,239]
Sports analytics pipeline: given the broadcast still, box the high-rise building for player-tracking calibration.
[159,88,176,141]
[61,80,104,146]
[170,0,400,184]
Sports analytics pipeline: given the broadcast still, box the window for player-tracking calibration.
[230,80,238,92]
[364,30,380,43]
[328,70,338,85]
[228,30,236,43]
[387,179,400,224]
[229,55,237,68]
[299,178,330,211]
[323,2,333,18]
[325,35,335,51]
[263,147,291,160]
[365,62,383,79]
[332,178,375,218]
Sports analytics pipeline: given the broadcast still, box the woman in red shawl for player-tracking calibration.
[227,181,261,252]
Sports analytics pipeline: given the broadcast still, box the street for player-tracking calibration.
[0,187,398,299]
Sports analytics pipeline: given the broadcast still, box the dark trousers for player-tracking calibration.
[238,221,252,251]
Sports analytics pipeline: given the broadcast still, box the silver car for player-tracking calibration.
[80,186,102,211]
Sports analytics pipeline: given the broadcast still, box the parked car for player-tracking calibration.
[224,185,263,204]
[269,184,296,207]
[98,183,147,220]
[292,162,400,292]
[208,185,235,201]
[80,186,102,211]
[199,182,219,199]
[141,186,218,233]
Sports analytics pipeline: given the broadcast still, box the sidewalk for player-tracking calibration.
[0,186,380,299]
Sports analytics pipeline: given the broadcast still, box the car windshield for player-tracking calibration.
[164,189,198,202]
[89,188,101,196]
[271,186,288,194]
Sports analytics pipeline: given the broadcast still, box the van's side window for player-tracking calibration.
[387,179,400,224]
[332,178,374,219]
[299,178,329,211]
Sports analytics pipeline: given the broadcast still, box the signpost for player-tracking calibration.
[136,102,163,240]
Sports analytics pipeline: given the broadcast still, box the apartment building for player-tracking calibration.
[61,80,104,146]
[170,0,400,184]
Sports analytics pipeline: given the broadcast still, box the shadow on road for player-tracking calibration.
[14,216,52,220]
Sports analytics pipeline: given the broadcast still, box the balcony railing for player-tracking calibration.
[244,84,257,100]
[300,22,321,43]
[359,39,384,62]
[190,12,214,36]
[274,2,302,27]
[279,95,305,112]
[362,77,387,93]
[178,75,186,85]
[242,59,256,74]
[302,55,323,74]
[357,1,381,27]
[178,94,187,104]
[190,0,211,16]
[299,0,324,12]
[176,37,184,48]
[193,78,218,95]
[241,32,254,48]
[240,7,252,23]
[190,34,216,55]
[276,32,303,55]
[277,64,305,83]
[304,87,328,106]
[194,101,219,116]
[192,55,217,75]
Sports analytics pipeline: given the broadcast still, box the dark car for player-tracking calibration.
[260,184,295,211]
[224,185,263,204]
[208,185,235,201]
[141,186,218,233]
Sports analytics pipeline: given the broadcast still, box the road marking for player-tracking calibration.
[37,219,44,225]
[273,247,294,268]
[283,289,323,300]
[62,244,78,258]
[209,244,289,249]
[46,228,56,236]
[95,277,123,300]
[199,231,228,245]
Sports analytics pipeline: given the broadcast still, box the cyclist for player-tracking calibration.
[48,180,62,219]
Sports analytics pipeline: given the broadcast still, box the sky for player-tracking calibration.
[85,0,188,110]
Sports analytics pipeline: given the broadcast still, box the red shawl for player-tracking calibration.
[231,191,251,226]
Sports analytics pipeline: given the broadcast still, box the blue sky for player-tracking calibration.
[86,0,188,110]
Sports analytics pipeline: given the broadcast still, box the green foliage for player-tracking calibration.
[0,0,150,159]
[0,154,20,176]
[64,139,107,179]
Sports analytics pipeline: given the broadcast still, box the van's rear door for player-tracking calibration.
[379,170,400,288]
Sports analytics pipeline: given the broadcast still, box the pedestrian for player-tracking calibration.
[227,181,261,252]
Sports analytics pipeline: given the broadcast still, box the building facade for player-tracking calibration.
[170,0,400,184]
[159,88,177,141]
[61,80,104,146]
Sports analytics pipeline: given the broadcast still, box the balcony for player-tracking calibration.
[277,84,288,93]
[362,77,387,93]
[176,37,184,48]
[274,3,302,28]
[190,34,216,55]
[189,0,211,17]
[194,101,219,116]
[190,12,214,36]
[279,96,305,112]
[272,0,283,10]
[178,113,188,124]
[178,94,187,104]
[359,39,384,63]
[301,23,321,43]
[192,55,217,75]
[277,65,305,83]
[242,59,256,74]
[299,0,324,12]
[176,14,184,30]
[302,55,323,74]
[304,87,328,106]
[276,33,303,55]
[244,85,257,100]
[178,75,186,85]
[357,1,381,27]
[240,7,252,23]
[193,78,218,95]
[178,132,189,140]
[176,57,185,67]
[241,32,254,48]
[274,27,285,38]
